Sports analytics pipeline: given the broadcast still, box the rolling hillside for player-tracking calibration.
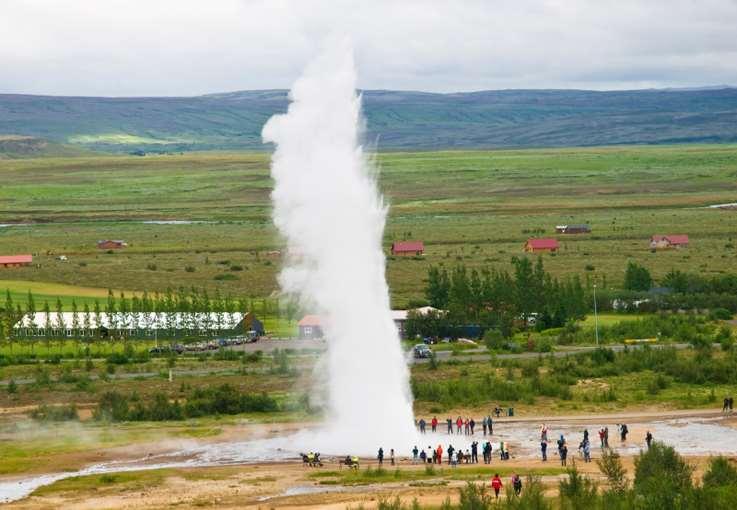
[1,87,737,153]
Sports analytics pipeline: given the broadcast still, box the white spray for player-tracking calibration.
[262,40,417,453]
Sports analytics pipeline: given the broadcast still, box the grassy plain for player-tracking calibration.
[0,145,736,307]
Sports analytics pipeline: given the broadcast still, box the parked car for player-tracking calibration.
[413,344,433,359]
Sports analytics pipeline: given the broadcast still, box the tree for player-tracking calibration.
[425,266,450,309]
[596,449,628,494]
[634,442,694,507]
[71,300,80,337]
[54,297,65,351]
[558,465,598,510]
[624,262,653,291]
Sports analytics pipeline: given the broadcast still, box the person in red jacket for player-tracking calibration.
[456,416,463,434]
[436,444,443,464]
[491,473,503,498]
[431,416,438,433]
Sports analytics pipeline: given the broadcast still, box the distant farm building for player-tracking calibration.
[555,224,591,234]
[298,315,324,339]
[524,238,559,253]
[13,312,262,339]
[650,235,689,250]
[97,240,128,250]
[298,308,438,340]
[0,254,32,268]
[391,241,424,256]
[391,306,440,339]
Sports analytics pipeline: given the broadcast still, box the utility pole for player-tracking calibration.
[593,283,599,347]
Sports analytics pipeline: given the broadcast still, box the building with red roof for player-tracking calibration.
[0,254,32,268]
[298,315,324,339]
[650,235,689,250]
[391,241,424,256]
[524,238,559,253]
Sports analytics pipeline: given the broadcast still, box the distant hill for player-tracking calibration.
[1,87,737,153]
[0,135,90,158]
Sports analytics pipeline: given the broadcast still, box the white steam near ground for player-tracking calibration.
[262,39,418,454]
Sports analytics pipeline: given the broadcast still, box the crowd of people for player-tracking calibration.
[416,415,496,435]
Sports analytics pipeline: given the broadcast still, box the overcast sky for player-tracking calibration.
[2,0,737,96]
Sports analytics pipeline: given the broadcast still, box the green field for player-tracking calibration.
[1,145,736,306]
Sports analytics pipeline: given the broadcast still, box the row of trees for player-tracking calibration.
[0,288,297,341]
[413,257,588,338]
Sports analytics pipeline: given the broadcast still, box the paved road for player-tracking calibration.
[411,342,692,364]
[0,340,696,386]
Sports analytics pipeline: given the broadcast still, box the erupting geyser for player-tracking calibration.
[262,40,417,453]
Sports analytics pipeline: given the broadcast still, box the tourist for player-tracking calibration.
[419,449,427,464]
[378,447,384,466]
[447,444,455,464]
[419,418,426,434]
[491,473,503,498]
[470,418,476,435]
[540,423,548,442]
[431,416,438,433]
[471,441,478,463]
[431,447,437,464]
[541,440,547,461]
[619,424,628,442]
[483,441,492,463]
[482,416,488,435]
[436,444,443,464]
[582,441,591,463]
[598,428,605,448]
[464,418,470,435]
[412,445,419,463]
[557,434,566,458]
[646,431,653,449]
[487,415,494,435]
[447,417,453,434]
[390,448,395,466]
[512,473,522,496]
[457,450,464,464]
[560,444,568,466]
[604,426,610,448]
[456,416,463,434]
[723,397,729,413]
[583,429,589,444]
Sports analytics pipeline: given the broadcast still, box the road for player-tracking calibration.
[0,340,695,387]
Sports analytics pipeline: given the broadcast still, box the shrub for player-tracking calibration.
[146,263,157,271]
[106,352,129,365]
[702,456,737,488]
[184,266,196,273]
[709,308,733,321]
[229,265,243,271]
[214,273,238,281]
[7,379,17,394]
[30,404,79,422]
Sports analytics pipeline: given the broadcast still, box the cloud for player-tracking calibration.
[1,0,737,95]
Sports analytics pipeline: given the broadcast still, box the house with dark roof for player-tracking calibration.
[650,235,689,250]
[391,241,424,256]
[0,254,32,268]
[524,238,559,253]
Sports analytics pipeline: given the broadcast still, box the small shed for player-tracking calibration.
[391,241,424,256]
[555,224,591,234]
[97,240,128,250]
[650,235,689,250]
[298,315,324,339]
[524,238,559,253]
[0,254,32,268]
